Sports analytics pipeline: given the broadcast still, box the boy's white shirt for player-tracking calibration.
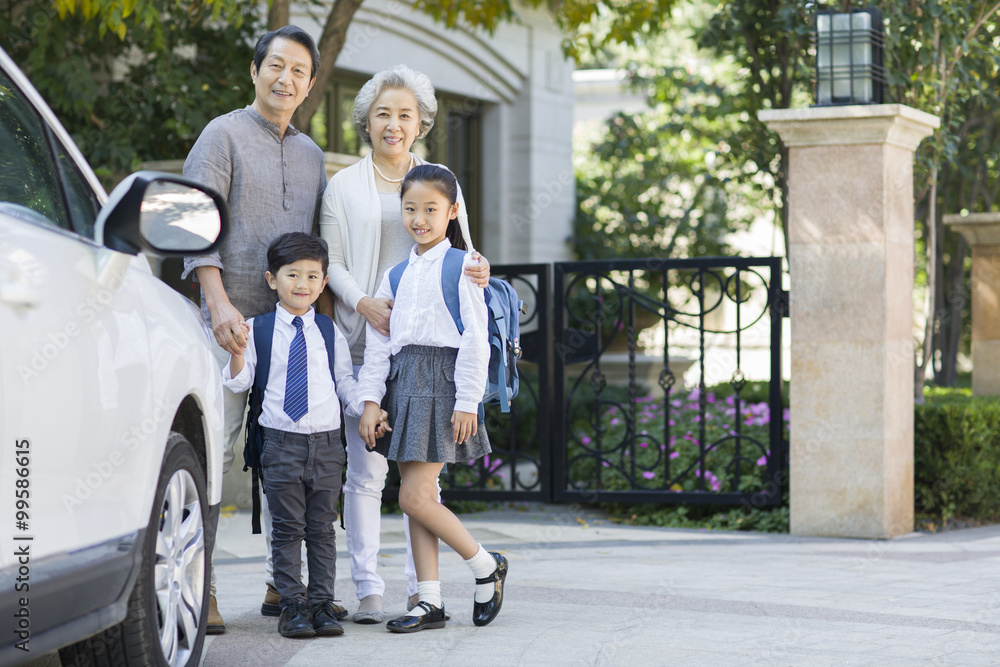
[357,239,489,415]
[224,304,365,432]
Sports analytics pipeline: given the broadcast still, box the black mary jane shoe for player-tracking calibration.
[472,552,508,627]
[386,601,446,633]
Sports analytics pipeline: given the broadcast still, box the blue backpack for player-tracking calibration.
[388,247,523,413]
[243,310,343,534]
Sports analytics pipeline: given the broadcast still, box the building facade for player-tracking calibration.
[295,0,576,263]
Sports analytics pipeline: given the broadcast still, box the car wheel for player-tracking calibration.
[60,432,209,667]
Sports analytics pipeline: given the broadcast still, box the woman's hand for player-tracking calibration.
[451,410,478,444]
[464,252,491,288]
[357,296,393,336]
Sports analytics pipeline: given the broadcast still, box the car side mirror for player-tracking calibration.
[96,171,229,256]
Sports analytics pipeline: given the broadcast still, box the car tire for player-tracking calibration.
[60,432,209,667]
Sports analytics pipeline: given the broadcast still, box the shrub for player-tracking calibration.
[568,386,789,494]
[915,387,1000,524]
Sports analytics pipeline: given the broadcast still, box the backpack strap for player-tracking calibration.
[441,248,465,334]
[247,310,276,534]
[315,313,349,529]
[314,313,338,382]
[388,259,408,299]
[389,250,465,334]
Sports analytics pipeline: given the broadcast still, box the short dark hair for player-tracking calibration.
[253,25,320,80]
[267,232,329,276]
[401,164,466,251]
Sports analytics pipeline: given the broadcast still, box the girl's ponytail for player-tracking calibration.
[402,164,466,251]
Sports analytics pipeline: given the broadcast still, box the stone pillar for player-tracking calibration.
[944,213,1000,396]
[759,105,939,539]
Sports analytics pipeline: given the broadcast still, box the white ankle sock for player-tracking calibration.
[465,545,498,604]
[405,580,441,616]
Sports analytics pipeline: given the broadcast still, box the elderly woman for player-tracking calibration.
[319,64,489,624]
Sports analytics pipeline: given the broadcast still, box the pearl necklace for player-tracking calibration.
[372,154,414,183]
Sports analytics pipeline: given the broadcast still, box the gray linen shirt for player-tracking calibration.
[181,106,327,322]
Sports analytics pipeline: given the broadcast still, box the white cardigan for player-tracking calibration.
[318,152,473,355]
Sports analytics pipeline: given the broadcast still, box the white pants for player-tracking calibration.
[344,365,420,599]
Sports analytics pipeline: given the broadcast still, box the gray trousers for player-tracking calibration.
[260,426,346,610]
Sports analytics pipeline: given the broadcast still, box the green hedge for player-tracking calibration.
[915,387,1000,523]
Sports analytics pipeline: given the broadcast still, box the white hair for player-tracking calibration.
[353,64,438,147]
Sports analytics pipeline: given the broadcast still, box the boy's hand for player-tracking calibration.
[451,411,477,444]
[359,402,385,450]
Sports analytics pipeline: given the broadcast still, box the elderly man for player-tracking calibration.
[182,24,330,634]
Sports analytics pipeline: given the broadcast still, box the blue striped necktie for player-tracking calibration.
[283,316,308,422]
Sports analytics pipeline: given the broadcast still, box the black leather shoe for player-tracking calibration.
[386,602,446,633]
[278,601,315,638]
[311,603,346,637]
[472,552,508,626]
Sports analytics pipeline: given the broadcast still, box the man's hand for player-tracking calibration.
[465,252,491,288]
[196,266,247,354]
[210,301,248,355]
[358,296,393,336]
[451,410,477,444]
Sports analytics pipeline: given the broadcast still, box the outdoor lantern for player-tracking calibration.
[814,7,886,105]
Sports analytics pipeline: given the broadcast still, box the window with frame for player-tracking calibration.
[0,71,72,232]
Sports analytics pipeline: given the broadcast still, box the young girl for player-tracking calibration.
[357,164,507,632]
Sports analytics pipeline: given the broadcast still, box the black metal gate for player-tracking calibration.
[389,257,786,507]
[552,257,787,506]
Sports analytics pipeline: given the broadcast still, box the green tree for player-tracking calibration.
[573,66,763,261]
[1,1,260,185]
[3,0,677,184]
[884,1,1000,397]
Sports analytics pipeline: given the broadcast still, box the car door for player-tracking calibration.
[0,64,154,565]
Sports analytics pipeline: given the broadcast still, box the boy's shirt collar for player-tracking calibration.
[408,238,453,264]
[274,303,316,325]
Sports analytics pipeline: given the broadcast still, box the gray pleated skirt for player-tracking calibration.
[377,344,491,463]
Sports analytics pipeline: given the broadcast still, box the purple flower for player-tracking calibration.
[610,418,620,426]
[783,408,791,423]
[642,471,656,480]
[707,393,716,404]
[640,442,648,448]
[669,419,675,426]
[669,451,679,459]
[756,455,767,466]
[582,436,592,445]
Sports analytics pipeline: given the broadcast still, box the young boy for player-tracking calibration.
[224,232,387,638]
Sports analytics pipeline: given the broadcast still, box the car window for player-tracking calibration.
[0,69,72,232]
[54,135,101,238]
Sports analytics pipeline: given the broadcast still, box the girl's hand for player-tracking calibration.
[359,402,385,450]
[451,410,478,444]
[357,296,393,336]
[464,252,491,288]
[375,409,392,439]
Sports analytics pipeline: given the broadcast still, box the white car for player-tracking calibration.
[0,46,228,667]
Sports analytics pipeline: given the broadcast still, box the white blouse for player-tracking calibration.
[357,240,489,415]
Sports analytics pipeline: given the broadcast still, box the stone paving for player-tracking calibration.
[198,504,1000,666]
